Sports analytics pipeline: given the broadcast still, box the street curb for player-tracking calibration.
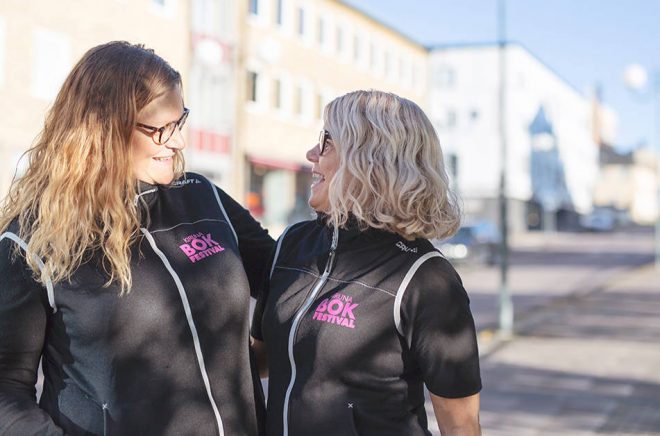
[475,258,654,359]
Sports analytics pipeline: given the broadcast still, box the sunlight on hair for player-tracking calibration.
[323,90,461,240]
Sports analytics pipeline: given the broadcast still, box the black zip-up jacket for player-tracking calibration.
[0,173,274,435]
[252,218,481,436]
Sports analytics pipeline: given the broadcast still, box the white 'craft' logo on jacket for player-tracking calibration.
[179,232,224,263]
[312,292,358,329]
[396,241,418,253]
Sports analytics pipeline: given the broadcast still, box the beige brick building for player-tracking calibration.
[0,0,190,198]
[0,0,429,236]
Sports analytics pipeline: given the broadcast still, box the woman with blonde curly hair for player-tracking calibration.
[0,41,273,435]
[252,90,481,435]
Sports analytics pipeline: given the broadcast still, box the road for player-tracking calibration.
[455,227,654,335]
[423,226,658,435]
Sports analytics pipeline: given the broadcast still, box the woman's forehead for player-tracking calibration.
[138,88,183,122]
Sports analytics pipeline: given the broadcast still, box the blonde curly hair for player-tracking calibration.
[323,90,461,240]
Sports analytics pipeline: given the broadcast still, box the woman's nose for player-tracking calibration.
[306,144,320,163]
[165,128,186,150]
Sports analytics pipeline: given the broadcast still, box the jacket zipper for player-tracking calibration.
[282,226,338,436]
[102,403,109,436]
[140,228,225,436]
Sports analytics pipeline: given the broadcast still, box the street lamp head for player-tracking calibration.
[623,63,649,91]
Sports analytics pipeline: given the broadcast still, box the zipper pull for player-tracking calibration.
[323,249,336,275]
[323,225,339,275]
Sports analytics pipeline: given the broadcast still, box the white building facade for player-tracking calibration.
[429,43,601,232]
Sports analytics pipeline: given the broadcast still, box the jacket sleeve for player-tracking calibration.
[398,256,482,399]
[0,235,64,435]
[214,187,275,298]
[249,244,276,341]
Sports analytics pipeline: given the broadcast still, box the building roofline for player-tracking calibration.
[336,0,427,50]
[429,40,586,98]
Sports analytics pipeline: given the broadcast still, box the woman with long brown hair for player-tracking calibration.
[0,41,273,435]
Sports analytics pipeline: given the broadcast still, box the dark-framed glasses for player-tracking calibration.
[136,107,190,145]
[318,129,332,155]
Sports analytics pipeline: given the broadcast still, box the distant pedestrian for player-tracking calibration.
[252,90,482,435]
[0,41,273,435]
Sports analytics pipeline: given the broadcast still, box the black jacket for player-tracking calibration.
[0,173,274,435]
[252,219,481,436]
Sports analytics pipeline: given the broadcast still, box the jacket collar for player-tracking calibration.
[316,213,403,250]
[135,180,159,209]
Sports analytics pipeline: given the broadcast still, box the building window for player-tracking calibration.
[353,34,360,62]
[446,109,456,128]
[315,92,324,119]
[249,0,259,15]
[384,51,391,77]
[336,26,344,53]
[275,0,283,25]
[150,0,176,16]
[247,70,258,102]
[294,85,303,115]
[369,42,376,70]
[436,67,455,87]
[297,7,305,36]
[317,17,325,45]
[192,0,215,34]
[470,109,479,122]
[0,18,5,88]
[31,28,72,100]
[448,154,458,181]
[273,78,282,109]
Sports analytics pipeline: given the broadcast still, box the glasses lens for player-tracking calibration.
[159,122,177,145]
[159,110,189,145]
[179,109,189,130]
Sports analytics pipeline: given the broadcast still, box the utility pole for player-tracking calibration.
[623,65,660,270]
[497,0,513,338]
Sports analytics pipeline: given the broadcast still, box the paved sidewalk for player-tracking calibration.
[476,264,660,435]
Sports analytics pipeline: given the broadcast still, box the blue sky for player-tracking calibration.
[343,0,660,152]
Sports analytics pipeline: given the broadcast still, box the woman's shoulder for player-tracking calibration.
[169,172,211,189]
[404,244,465,295]
[273,219,326,259]
[0,219,33,278]
[0,219,28,254]
[279,219,325,242]
[1,217,21,236]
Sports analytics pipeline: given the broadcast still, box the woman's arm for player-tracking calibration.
[430,392,481,436]
[398,256,482,435]
[0,234,63,435]
[250,337,268,378]
[213,187,275,298]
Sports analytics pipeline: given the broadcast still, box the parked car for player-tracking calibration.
[580,208,617,232]
[432,221,500,265]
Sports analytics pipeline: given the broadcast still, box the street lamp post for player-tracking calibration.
[497,0,513,338]
[624,64,660,269]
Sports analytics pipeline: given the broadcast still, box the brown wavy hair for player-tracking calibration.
[324,90,461,240]
[0,41,183,293]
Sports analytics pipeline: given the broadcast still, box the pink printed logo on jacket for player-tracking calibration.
[313,293,358,329]
[179,232,224,263]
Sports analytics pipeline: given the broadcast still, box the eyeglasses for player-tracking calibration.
[136,108,190,145]
[318,129,332,155]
